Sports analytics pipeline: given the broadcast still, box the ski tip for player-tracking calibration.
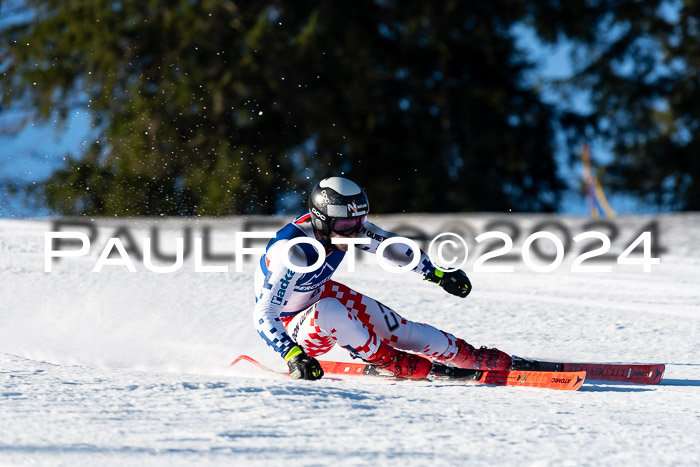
[481,370,587,391]
[649,364,665,385]
[540,371,586,390]
[229,355,263,369]
[543,371,586,391]
[229,355,289,376]
[571,372,586,390]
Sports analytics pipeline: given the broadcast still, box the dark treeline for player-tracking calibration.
[1,0,698,215]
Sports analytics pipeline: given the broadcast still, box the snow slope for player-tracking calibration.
[1,215,699,466]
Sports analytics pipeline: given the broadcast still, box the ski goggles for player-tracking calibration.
[331,216,367,236]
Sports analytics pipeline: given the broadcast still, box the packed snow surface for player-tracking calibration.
[1,214,699,466]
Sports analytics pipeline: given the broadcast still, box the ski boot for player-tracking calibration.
[365,341,432,379]
[449,339,512,370]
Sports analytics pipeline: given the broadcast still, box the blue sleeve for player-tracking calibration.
[253,236,314,359]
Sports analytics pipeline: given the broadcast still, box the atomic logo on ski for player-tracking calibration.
[552,377,572,384]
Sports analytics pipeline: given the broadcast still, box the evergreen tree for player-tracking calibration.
[530,0,699,210]
[14,1,694,214]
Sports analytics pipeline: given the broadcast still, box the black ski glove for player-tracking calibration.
[425,268,472,298]
[285,345,324,380]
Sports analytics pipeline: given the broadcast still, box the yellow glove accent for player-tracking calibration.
[284,345,303,362]
[425,268,445,284]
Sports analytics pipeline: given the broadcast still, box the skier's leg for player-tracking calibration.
[320,280,511,370]
[320,280,458,356]
[286,298,378,359]
[286,297,431,378]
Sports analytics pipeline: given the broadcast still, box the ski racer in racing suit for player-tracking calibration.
[253,177,511,380]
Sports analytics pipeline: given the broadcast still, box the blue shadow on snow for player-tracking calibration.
[659,378,700,387]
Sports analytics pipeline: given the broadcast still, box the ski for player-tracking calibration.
[561,362,665,385]
[229,355,585,391]
[230,354,662,386]
[319,359,586,391]
[511,358,665,385]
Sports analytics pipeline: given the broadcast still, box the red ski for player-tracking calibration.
[318,359,585,391]
[229,355,585,391]
[560,362,665,385]
[511,358,665,385]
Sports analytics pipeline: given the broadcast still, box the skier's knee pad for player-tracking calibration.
[313,298,354,331]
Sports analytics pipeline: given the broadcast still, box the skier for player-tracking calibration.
[253,176,511,380]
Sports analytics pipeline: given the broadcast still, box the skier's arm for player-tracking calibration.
[253,240,325,379]
[358,221,471,297]
[253,241,309,359]
[356,221,435,275]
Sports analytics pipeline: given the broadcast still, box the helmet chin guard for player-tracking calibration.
[308,177,369,237]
